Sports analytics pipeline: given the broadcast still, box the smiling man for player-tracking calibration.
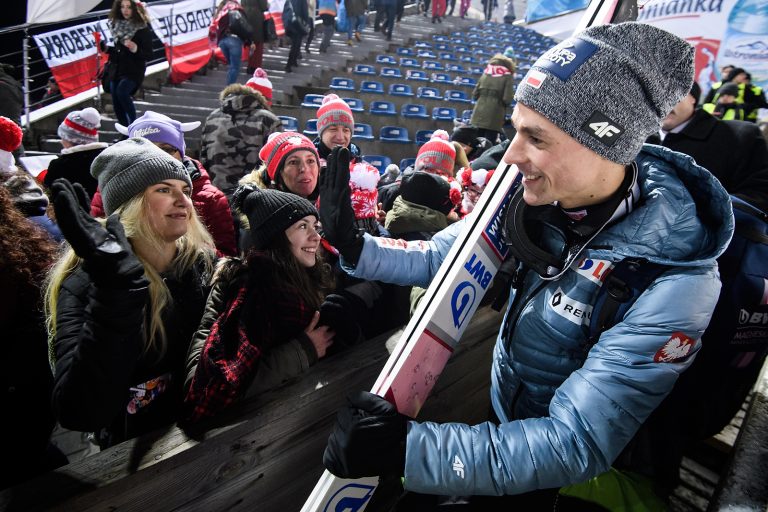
[318,22,735,510]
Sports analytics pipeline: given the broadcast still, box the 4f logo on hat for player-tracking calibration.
[582,111,624,146]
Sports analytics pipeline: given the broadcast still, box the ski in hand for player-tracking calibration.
[302,1,639,510]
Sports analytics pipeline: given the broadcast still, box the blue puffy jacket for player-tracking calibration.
[343,145,734,496]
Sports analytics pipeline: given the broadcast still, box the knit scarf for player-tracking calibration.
[110,18,146,45]
[484,64,512,77]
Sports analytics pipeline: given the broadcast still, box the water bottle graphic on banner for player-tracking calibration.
[715,0,768,89]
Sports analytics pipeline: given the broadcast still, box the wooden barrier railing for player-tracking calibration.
[0,307,504,512]
[707,359,768,512]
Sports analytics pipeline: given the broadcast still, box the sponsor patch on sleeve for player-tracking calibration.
[532,38,598,81]
[653,332,696,363]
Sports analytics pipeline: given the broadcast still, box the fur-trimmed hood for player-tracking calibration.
[219,84,271,114]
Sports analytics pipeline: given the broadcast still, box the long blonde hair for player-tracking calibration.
[45,191,215,361]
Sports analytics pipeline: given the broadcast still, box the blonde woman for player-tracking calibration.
[46,138,216,449]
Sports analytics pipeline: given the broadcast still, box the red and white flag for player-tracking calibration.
[32,19,111,98]
[27,0,101,24]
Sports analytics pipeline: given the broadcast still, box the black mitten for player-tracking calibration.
[323,391,408,478]
[319,146,364,264]
[51,178,147,289]
[319,292,365,350]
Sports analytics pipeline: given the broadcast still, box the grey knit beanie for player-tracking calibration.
[515,22,694,165]
[240,187,318,250]
[91,137,192,215]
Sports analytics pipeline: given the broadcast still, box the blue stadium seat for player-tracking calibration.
[461,109,472,123]
[397,47,416,56]
[423,60,445,71]
[470,66,484,75]
[406,70,428,81]
[304,119,318,136]
[446,90,472,103]
[301,94,324,108]
[376,55,397,65]
[353,64,376,76]
[400,58,420,68]
[329,77,355,91]
[417,86,442,99]
[389,83,414,97]
[461,56,479,64]
[435,43,452,51]
[360,80,385,94]
[415,130,434,145]
[430,73,452,84]
[401,103,428,119]
[417,49,437,59]
[440,52,457,61]
[400,157,416,170]
[363,155,393,175]
[278,115,299,131]
[455,45,470,53]
[380,67,403,78]
[413,40,433,48]
[457,76,477,87]
[342,97,364,112]
[353,123,375,141]
[432,106,457,121]
[370,100,396,115]
[380,126,411,143]
[433,35,449,42]
[448,64,467,74]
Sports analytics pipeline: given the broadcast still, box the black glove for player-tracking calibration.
[323,391,408,478]
[319,146,364,264]
[51,178,147,289]
[319,292,365,352]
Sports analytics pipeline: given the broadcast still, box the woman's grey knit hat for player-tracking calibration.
[515,22,694,165]
[91,137,192,215]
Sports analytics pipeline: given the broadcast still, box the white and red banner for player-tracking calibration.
[637,0,768,101]
[32,19,111,98]
[146,0,216,84]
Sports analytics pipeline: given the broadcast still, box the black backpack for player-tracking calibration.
[227,9,254,42]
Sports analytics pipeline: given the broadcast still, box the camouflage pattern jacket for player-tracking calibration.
[200,84,283,196]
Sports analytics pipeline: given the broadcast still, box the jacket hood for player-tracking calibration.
[593,144,734,266]
[385,195,449,235]
[488,54,515,71]
[219,84,270,114]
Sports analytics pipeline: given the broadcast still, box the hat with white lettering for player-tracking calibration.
[316,94,354,139]
[58,107,101,145]
[415,130,456,177]
[116,111,200,156]
[515,22,694,165]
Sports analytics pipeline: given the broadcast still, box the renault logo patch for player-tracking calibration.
[582,111,624,146]
[533,38,598,81]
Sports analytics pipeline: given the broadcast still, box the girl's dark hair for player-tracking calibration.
[0,186,58,285]
[246,232,333,310]
[109,0,148,24]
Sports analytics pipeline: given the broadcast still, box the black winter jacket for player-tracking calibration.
[52,260,210,448]
[104,27,153,92]
[647,108,768,212]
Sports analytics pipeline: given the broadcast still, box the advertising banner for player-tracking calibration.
[638,0,768,99]
[146,0,216,84]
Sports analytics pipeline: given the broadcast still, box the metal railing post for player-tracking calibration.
[22,29,30,128]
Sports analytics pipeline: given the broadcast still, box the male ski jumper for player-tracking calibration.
[319,22,734,504]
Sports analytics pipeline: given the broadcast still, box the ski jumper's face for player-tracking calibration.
[285,215,321,268]
[503,103,623,209]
